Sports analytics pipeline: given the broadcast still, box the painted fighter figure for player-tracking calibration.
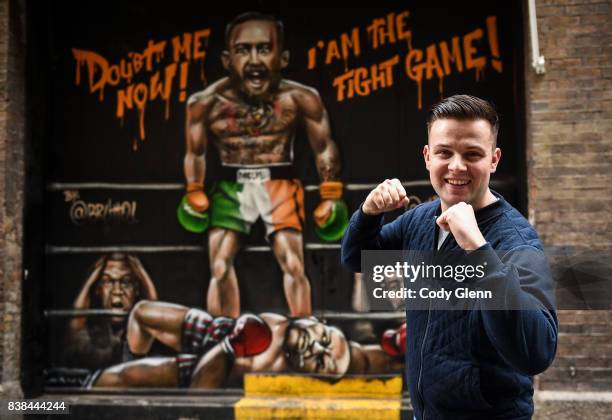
[64,253,158,369]
[180,12,347,318]
[91,300,405,388]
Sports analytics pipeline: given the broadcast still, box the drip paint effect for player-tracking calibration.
[307,12,504,109]
[72,29,211,147]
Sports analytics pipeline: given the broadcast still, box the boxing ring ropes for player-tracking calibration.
[43,178,513,322]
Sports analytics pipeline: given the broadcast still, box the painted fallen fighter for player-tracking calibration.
[63,253,158,369]
[89,300,406,388]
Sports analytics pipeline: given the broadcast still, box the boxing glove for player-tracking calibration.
[177,182,210,233]
[186,182,209,213]
[221,314,272,358]
[381,323,406,357]
[314,181,349,242]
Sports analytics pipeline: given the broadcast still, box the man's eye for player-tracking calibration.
[259,45,271,53]
[466,152,482,159]
[437,150,451,157]
[236,47,248,54]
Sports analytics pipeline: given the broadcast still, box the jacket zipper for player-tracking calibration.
[417,216,453,420]
[417,299,431,420]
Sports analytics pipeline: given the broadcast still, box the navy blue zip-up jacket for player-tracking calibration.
[341,191,558,419]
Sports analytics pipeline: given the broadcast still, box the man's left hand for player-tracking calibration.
[436,202,487,251]
[314,199,334,226]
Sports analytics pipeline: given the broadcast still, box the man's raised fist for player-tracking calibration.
[362,178,410,216]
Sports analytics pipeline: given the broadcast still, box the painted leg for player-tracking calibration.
[207,228,242,318]
[94,357,178,388]
[127,300,188,355]
[271,230,312,316]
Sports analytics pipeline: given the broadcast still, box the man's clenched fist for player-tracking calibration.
[436,202,487,251]
[362,179,410,215]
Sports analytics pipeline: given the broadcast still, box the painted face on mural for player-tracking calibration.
[222,19,289,101]
[95,259,139,324]
[424,118,501,211]
[284,318,351,376]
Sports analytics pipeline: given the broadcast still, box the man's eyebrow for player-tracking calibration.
[463,143,487,152]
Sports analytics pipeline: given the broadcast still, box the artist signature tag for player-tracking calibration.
[236,168,271,183]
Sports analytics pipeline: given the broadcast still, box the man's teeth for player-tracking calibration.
[446,179,470,186]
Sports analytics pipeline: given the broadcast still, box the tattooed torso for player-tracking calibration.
[205,80,300,166]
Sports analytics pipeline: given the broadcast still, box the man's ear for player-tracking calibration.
[490,147,501,173]
[280,50,290,69]
[423,144,431,171]
[221,50,230,70]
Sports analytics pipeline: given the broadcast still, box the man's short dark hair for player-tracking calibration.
[225,12,285,50]
[427,95,500,144]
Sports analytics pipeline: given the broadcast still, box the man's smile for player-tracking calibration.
[444,178,471,186]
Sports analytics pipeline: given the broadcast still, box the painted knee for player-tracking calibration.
[127,300,154,354]
[131,299,152,321]
[212,258,231,282]
[283,251,305,279]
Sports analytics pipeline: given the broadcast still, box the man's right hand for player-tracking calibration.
[362,178,410,215]
[178,182,210,233]
[221,314,272,358]
[186,182,209,213]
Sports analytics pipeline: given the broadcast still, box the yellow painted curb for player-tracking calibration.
[243,374,403,398]
[235,374,403,419]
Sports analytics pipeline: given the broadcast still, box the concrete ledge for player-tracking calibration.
[535,391,612,420]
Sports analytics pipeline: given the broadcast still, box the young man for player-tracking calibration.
[341,95,558,419]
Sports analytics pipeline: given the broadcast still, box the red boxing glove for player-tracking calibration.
[221,314,272,358]
[381,323,406,357]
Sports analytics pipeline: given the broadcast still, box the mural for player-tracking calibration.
[42,2,521,392]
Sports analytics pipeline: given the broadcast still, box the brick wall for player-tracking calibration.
[0,0,24,398]
[525,0,612,393]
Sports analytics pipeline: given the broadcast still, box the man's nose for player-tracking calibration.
[448,153,467,172]
[311,341,331,355]
[111,281,122,294]
[248,47,261,64]
[312,341,325,355]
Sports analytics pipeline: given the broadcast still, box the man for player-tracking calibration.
[342,95,558,419]
[91,300,405,388]
[181,12,346,318]
[63,253,158,369]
